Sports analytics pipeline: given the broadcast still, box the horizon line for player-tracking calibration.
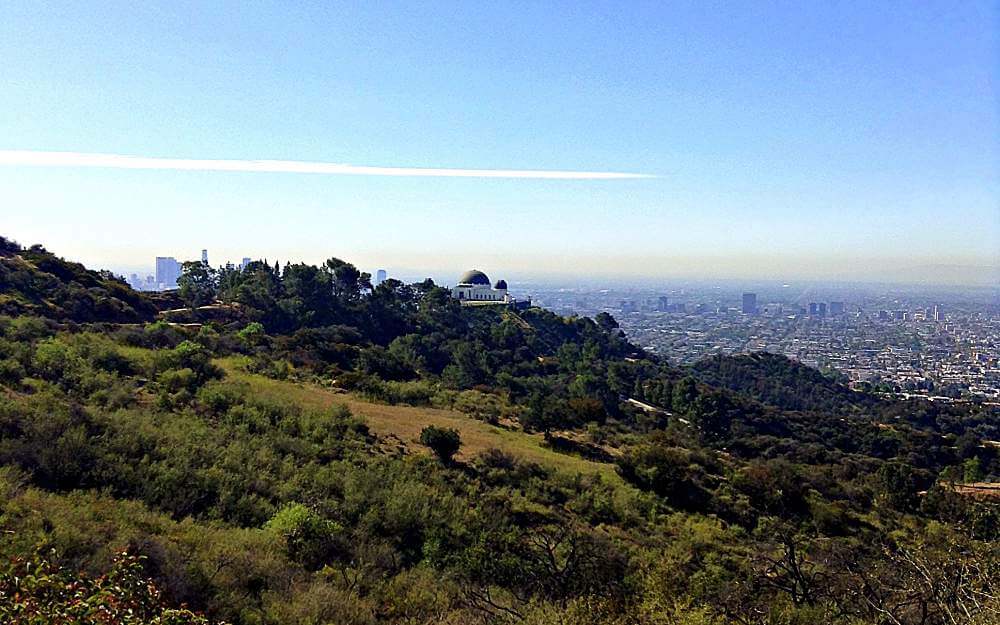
[0,150,654,180]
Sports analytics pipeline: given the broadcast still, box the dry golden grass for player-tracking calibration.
[216,357,621,482]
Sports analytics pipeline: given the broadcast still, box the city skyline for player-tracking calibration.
[96,247,1000,290]
[1,2,996,283]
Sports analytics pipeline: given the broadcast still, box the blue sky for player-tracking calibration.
[1,1,997,283]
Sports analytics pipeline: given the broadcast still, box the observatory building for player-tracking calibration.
[450,269,512,304]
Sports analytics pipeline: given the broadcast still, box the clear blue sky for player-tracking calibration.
[1,1,997,283]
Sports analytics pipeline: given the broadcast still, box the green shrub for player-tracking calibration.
[0,357,25,386]
[419,426,461,464]
[266,503,345,571]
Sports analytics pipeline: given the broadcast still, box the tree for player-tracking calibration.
[419,425,461,464]
[232,260,285,331]
[594,312,619,333]
[689,390,735,443]
[367,278,419,344]
[281,262,334,327]
[177,261,217,308]
[323,258,371,305]
[876,462,919,512]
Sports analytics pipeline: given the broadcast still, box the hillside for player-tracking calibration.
[0,236,156,323]
[218,356,623,482]
[0,237,997,625]
[690,351,876,413]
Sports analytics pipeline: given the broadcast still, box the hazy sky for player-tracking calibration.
[1,1,997,284]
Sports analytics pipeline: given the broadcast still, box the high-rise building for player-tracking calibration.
[375,269,387,286]
[933,305,943,321]
[808,302,819,316]
[155,257,181,289]
[741,292,757,314]
[657,295,669,312]
[818,302,827,317]
[201,249,208,265]
[240,257,252,270]
[829,301,845,315]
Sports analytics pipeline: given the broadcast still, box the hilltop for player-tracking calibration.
[0,236,157,323]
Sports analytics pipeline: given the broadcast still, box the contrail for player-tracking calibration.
[0,150,652,180]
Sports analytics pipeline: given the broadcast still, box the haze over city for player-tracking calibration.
[2,2,997,285]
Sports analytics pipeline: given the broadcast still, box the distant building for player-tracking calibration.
[818,302,827,317]
[375,269,387,286]
[201,249,208,265]
[657,296,669,312]
[741,292,757,314]
[808,303,819,316]
[240,257,252,270]
[620,300,638,314]
[829,301,845,315]
[155,257,181,289]
[934,305,943,321]
[451,269,513,304]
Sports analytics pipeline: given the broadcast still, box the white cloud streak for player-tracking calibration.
[0,150,652,180]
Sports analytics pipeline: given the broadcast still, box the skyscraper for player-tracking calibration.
[155,257,181,289]
[818,302,827,317]
[201,249,208,265]
[657,295,669,312]
[241,257,252,270]
[375,269,387,286]
[741,292,757,314]
[829,301,845,315]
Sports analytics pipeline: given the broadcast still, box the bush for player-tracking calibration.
[237,321,265,345]
[419,426,461,464]
[266,503,346,571]
[0,550,212,624]
[0,357,25,386]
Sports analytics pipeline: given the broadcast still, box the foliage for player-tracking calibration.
[419,425,462,464]
[177,262,217,308]
[0,550,214,624]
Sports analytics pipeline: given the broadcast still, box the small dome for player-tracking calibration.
[458,269,490,285]
[494,279,507,290]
